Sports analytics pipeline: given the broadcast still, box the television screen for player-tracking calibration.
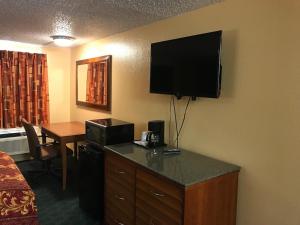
[150,30,222,98]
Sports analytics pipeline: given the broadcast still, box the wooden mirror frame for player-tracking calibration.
[76,55,112,111]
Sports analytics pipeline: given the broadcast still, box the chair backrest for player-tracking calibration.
[22,118,41,159]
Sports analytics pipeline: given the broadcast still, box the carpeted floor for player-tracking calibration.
[17,157,101,225]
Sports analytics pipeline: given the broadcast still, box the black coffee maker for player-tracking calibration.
[148,120,165,147]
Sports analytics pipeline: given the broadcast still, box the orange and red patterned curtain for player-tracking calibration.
[0,51,49,128]
[86,61,107,105]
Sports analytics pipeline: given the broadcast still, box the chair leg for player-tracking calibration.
[25,162,48,183]
[23,160,51,181]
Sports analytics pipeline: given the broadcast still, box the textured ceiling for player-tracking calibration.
[0,0,221,46]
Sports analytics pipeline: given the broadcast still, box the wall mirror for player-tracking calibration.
[76,55,112,111]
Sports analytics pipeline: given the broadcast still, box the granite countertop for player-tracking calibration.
[104,143,240,187]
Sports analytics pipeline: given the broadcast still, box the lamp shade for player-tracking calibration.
[51,35,75,47]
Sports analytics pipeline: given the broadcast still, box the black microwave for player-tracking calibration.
[85,118,134,147]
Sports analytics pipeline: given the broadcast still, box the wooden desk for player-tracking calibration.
[41,121,85,190]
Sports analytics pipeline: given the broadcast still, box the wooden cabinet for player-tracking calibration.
[136,169,183,225]
[105,151,239,225]
[105,152,135,225]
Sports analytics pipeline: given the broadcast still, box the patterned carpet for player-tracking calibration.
[17,157,101,225]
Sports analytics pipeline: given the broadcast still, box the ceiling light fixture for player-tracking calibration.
[51,35,75,47]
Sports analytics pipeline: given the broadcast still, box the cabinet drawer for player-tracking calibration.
[136,207,173,225]
[105,194,135,225]
[106,180,135,220]
[106,209,133,225]
[106,175,135,204]
[136,169,183,225]
[105,152,135,185]
[105,152,136,225]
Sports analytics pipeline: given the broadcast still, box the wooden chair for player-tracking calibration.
[21,118,65,176]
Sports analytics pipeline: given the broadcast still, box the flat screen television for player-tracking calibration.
[150,30,222,99]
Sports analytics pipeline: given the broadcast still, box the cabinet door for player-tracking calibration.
[105,152,135,225]
[136,168,183,225]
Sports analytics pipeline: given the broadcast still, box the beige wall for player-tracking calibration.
[44,47,71,122]
[0,40,43,53]
[70,0,300,225]
[0,41,71,123]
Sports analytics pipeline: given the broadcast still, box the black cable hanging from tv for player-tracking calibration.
[168,97,173,146]
[170,96,192,149]
[176,96,191,140]
[172,96,179,149]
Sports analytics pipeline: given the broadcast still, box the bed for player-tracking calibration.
[0,151,38,225]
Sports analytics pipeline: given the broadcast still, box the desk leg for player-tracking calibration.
[60,140,67,191]
[42,131,46,144]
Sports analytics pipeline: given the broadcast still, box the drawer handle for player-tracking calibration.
[150,190,165,197]
[114,194,125,201]
[114,218,124,225]
[116,170,126,174]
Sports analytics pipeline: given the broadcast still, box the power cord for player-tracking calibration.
[176,96,191,141]
[172,96,179,149]
[169,95,192,149]
[168,96,172,145]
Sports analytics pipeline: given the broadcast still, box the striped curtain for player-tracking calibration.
[0,51,49,128]
[86,61,107,105]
